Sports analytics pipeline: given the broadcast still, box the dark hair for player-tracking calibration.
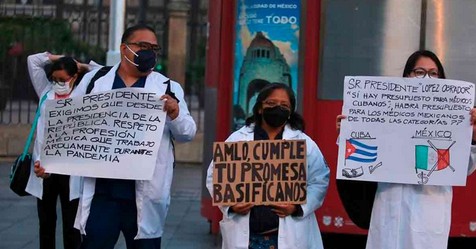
[50,56,77,77]
[121,24,156,43]
[48,56,85,88]
[245,82,305,131]
[402,50,446,79]
[247,78,270,103]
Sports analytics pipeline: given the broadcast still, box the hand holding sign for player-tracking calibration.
[270,204,297,218]
[230,203,254,215]
[160,94,179,120]
[336,114,346,134]
[34,161,50,179]
[470,108,476,141]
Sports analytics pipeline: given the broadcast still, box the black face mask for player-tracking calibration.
[125,45,157,72]
[262,106,291,127]
[134,49,157,72]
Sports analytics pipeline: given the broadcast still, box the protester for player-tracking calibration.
[67,24,197,249]
[336,50,476,249]
[26,52,97,249]
[207,83,330,249]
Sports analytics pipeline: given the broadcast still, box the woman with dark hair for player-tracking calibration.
[25,52,99,249]
[337,50,476,249]
[207,83,330,249]
[402,50,446,79]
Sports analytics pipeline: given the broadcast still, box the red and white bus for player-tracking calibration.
[200,0,476,240]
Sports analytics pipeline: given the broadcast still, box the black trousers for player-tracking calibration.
[80,195,162,249]
[37,174,81,249]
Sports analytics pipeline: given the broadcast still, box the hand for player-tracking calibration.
[47,53,63,62]
[336,114,346,134]
[34,161,50,179]
[160,94,179,120]
[76,62,90,74]
[230,203,254,215]
[270,204,296,218]
[471,109,476,141]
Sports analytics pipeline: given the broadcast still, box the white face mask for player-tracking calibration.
[52,81,72,95]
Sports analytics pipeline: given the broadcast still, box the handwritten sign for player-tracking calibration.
[212,140,307,206]
[338,76,475,186]
[41,88,167,180]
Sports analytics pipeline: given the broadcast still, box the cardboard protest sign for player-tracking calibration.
[41,88,167,180]
[212,139,307,206]
[337,76,475,186]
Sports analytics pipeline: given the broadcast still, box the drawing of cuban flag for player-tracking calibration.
[345,139,378,163]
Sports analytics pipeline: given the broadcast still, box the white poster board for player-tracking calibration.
[41,88,167,180]
[337,76,475,186]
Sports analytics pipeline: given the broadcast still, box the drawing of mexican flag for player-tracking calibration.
[415,141,454,173]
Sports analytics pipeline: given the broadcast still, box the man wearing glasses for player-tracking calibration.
[73,24,197,249]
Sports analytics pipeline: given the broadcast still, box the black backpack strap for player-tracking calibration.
[163,79,180,103]
[163,79,180,168]
[86,66,113,94]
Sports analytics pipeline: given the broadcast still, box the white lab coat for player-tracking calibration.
[24,52,100,200]
[206,124,330,249]
[366,145,476,249]
[73,63,197,239]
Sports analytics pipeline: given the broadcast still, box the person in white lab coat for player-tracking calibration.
[207,83,330,249]
[26,52,97,249]
[68,24,196,249]
[336,50,476,249]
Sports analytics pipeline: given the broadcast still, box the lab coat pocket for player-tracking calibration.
[220,217,248,249]
[410,190,449,234]
[292,216,312,248]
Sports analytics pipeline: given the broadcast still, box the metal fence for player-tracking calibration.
[0,1,206,131]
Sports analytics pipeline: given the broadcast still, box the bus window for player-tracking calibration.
[425,1,476,85]
[317,0,421,100]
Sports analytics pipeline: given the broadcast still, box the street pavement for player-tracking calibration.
[2,159,474,249]
[0,161,220,249]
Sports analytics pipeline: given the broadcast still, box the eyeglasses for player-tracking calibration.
[126,41,161,54]
[51,76,73,86]
[52,80,66,86]
[411,68,440,78]
[263,100,291,110]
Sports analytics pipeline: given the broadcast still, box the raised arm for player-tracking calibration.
[27,52,56,97]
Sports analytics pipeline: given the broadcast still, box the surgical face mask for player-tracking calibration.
[52,80,72,95]
[262,106,291,128]
[124,45,157,72]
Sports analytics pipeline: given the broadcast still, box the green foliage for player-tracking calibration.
[186,38,206,89]
[155,57,167,75]
[0,16,106,63]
